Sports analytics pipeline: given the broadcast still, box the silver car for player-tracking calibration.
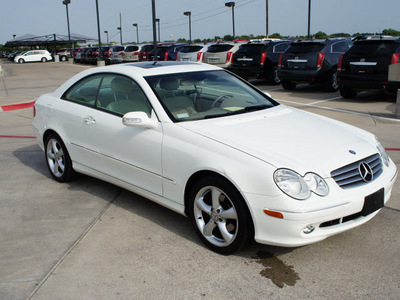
[177,44,209,62]
[117,44,142,63]
[202,42,243,68]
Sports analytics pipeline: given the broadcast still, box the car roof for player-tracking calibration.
[100,61,221,77]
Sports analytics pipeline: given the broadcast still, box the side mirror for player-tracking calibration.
[122,111,157,129]
[264,91,272,98]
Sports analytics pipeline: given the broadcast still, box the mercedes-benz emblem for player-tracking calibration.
[359,162,373,182]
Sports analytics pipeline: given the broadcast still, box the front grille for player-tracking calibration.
[331,153,383,189]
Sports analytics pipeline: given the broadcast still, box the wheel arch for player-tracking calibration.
[183,170,255,233]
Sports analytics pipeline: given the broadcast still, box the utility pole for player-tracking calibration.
[266,0,269,38]
[152,0,158,61]
[119,13,123,44]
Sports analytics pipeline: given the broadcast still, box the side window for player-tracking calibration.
[332,42,348,53]
[273,43,290,53]
[62,75,102,107]
[99,74,152,117]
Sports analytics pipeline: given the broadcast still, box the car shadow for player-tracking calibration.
[12,145,294,259]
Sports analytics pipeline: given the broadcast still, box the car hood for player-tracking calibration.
[179,105,378,177]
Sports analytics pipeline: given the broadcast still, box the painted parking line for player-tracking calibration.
[0,135,36,139]
[1,101,35,112]
[276,98,400,123]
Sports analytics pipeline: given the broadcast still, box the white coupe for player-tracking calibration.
[33,61,398,254]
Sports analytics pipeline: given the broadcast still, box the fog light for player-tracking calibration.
[303,225,315,234]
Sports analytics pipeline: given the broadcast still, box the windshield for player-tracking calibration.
[145,70,278,122]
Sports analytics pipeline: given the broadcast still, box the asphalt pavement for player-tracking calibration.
[0,59,399,300]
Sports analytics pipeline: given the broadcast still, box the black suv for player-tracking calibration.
[228,40,291,84]
[278,38,353,91]
[337,37,400,98]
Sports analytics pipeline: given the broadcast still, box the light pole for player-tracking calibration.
[183,11,192,44]
[152,0,158,61]
[307,0,311,40]
[132,23,139,44]
[155,18,160,42]
[225,2,235,39]
[62,0,72,50]
[104,31,109,44]
[266,0,269,38]
[95,0,103,63]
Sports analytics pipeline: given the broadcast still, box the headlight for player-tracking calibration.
[274,169,329,200]
[376,137,389,167]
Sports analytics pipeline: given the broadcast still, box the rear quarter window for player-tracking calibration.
[273,43,291,53]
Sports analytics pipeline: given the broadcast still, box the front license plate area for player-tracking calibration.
[362,188,384,216]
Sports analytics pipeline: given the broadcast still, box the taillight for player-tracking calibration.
[119,52,125,56]
[337,54,344,71]
[197,52,203,62]
[260,52,267,65]
[278,54,283,68]
[390,53,400,64]
[133,52,139,55]
[104,52,111,56]
[33,105,36,118]
[202,53,205,62]
[316,52,325,68]
[164,52,169,60]
[93,51,99,56]
[226,52,233,64]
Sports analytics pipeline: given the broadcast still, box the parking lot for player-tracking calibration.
[0,59,399,299]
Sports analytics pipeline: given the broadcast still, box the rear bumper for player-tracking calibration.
[338,73,400,92]
[279,68,328,83]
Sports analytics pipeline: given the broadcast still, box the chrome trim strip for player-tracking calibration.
[350,62,377,66]
[287,59,307,63]
[267,202,351,214]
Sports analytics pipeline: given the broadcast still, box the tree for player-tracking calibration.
[223,35,234,41]
[269,33,282,39]
[382,28,400,36]
[314,31,328,39]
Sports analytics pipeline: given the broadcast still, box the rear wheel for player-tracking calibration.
[18,58,24,64]
[339,87,357,99]
[60,56,67,62]
[324,70,339,92]
[270,65,281,85]
[41,57,47,62]
[188,175,253,255]
[45,134,76,182]
[281,80,296,90]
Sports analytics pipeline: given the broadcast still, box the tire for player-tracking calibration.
[41,57,47,62]
[188,175,253,254]
[281,80,296,90]
[60,56,67,62]
[18,58,24,64]
[339,87,357,99]
[44,134,76,182]
[269,65,281,85]
[324,70,339,92]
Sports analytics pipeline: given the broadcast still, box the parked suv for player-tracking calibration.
[278,38,353,91]
[202,42,243,69]
[177,44,209,62]
[337,37,400,98]
[117,44,141,63]
[139,44,154,61]
[109,45,125,64]
[148,43,186,61]
[228,40,291,84]
[51,48,72,61]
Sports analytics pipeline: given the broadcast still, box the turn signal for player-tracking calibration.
[263,209,284,219]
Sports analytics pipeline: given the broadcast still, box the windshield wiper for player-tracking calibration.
[243,104,271,111]
[203,105,270,119]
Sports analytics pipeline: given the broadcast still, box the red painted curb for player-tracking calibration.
[1,101,35,111]
[0,135,36,139]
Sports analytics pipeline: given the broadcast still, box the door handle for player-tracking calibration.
[84,116,96,125]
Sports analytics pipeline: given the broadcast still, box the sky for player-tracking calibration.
[1,0,400,45]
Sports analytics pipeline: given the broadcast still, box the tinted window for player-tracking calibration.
[125,46,139,52]
[274,43,291,53]
[207,44,234,52]
[181,46,203,53]
[236,44,266,55]
[331,42,349,53]
[287,43,325,54]
[346,41,399,57]
[141,45,154,52]
[112,46,125,52]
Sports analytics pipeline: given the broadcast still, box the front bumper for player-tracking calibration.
[245,162,398,247]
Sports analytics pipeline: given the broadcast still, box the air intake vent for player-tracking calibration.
[331,153,383,189]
